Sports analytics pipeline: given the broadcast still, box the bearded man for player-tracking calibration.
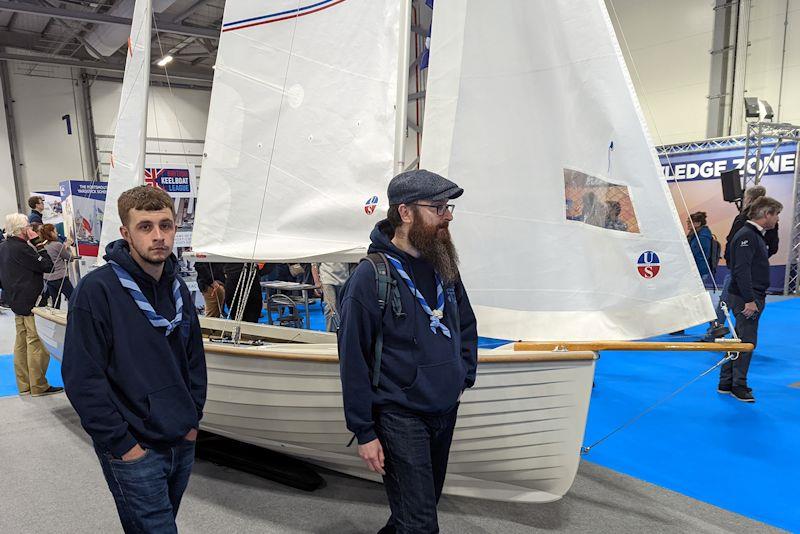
[338,169,478,534]
[62,185,206,533]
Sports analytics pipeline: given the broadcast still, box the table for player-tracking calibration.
[260,281,319,329]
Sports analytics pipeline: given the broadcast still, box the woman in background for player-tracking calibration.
[38,224,74,308]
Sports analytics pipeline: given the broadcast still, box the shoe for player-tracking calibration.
[669,330,685,335]
[717,384,731,394]
[730,387,755,403]
[18,390,31,396]
[31,386,64,397]
[706,324,730,339]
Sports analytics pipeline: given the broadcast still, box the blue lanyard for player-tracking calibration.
[385,255,451,338]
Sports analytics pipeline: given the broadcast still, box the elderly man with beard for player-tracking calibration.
[338,169,478,534]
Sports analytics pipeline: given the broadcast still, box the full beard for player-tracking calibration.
[408,218,460,284]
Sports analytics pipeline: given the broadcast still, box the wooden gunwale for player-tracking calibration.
[513,341,754,352]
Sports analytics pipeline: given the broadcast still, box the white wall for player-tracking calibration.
[606,0,715,145]
[7,65,85,192]
[0,78,19,218]
[738,0,800,129]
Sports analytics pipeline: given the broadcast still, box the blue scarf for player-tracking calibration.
[385,254,451,338]
[108,260,183,336]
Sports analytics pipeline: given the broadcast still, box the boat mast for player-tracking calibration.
[393,0,413,175]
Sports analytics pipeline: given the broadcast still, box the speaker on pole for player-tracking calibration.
[720,168,743,203]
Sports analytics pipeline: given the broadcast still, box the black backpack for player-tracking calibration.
[359,253,404,388]
[709,234,722,274]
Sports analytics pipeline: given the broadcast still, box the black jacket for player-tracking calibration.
[728,222,771,302]
[337,220,478,444]
[28,210,43,225]
[0,236,54,315]
[724,213,778,264]
[195,261,225,293]
[62,240,207,458]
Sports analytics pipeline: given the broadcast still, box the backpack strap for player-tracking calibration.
[359,253,403,389]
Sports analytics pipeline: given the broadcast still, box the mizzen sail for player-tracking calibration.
[420,0,715,340]
[191,0,402,262]
[96,0,151,265]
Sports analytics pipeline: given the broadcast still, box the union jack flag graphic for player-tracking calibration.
[144,168,165,189]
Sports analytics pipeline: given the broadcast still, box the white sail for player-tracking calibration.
[420,0,715,341]
[96,0,152,265]
[191,0,402,263]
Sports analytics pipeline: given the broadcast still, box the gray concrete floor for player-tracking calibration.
[0,393,784,534]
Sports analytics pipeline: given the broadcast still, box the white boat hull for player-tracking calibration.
[33,308,595,502]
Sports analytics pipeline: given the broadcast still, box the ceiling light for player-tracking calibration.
[156,55,173,67]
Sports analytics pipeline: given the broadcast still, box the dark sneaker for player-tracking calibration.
[717,384,732,394]
[730,387,755,403]
[707,324,730,339]
[31,386,64,397]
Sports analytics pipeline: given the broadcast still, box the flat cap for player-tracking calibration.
[387,169,463,205]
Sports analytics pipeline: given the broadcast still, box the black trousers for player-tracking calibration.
[719,292,765,388]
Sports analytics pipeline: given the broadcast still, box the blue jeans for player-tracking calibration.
[375,406,458,534]
[94,440,195,534]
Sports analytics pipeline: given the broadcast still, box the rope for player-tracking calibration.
[581,349,740,455]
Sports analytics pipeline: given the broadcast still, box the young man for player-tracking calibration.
[27,196,44,225]
[718,196,782,403]
[62,186,207,533]
[0,213,61,396]
[338,169,478,533]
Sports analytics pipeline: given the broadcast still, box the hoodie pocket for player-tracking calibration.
[144,384,197,441]
[403,359,466,410]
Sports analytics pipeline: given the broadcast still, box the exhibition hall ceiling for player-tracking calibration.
[0,0,223,85]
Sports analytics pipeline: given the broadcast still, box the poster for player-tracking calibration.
[31,190,65,237]
[144,165,197,277]
[59,180,107,258]
[658,140,795,292]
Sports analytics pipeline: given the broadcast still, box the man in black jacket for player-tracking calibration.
[195,261,226,317]
[705,185,779,340]
[718,196,782,403]
[338,170,478,533]
[0,213,61,396]
[62,186,206,533]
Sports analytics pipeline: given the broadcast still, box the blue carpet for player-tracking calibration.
[584,298,799,532]
[0,353,64,397]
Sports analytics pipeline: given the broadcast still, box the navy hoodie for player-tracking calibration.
[62,240,207,458]
[337,220,478,444]
[728,222,771,302]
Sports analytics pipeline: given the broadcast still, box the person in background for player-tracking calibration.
[705,185,779,341]
[312,262,354,331]
[39,223,75,308]
[224,262,264,323]
[196,261,226,317]
[0,213,61,397]
[604,200,628,232]
[338,169,478,533]
[687,211,713,286]
[27,196,44,226]
[62,185,206,532]
[718,196,782,403]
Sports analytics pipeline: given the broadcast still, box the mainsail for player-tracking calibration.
[419,0,715,340]
[191,0,402,262]
[96,0,152,265]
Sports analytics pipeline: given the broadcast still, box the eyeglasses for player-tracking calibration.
[412,203,455,216]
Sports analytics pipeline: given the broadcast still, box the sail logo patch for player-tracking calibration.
[637,251,661,279]
[364,196,379,215]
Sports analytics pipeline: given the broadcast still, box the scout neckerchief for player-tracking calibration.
[385,254,451,338]
[108,260,183,336]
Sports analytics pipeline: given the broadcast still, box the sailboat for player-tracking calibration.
[34,0,750,502]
